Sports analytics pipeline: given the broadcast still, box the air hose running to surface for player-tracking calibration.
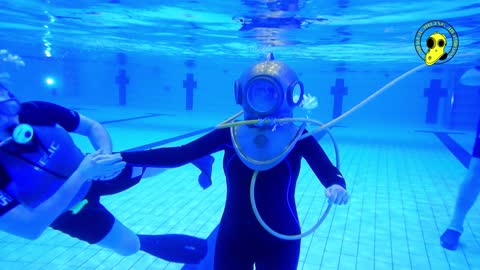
[214,63,427,240]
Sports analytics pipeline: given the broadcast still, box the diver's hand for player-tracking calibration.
[91,153,126,180]
[77,151,126,181]
[97,147,112,155]
[325,184,349,205]
[96,167,124,181]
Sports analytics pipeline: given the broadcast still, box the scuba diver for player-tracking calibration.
[121,53,350,270]
[0,82,211,263]
[441,65,480,250]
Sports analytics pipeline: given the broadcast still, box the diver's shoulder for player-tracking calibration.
[20,100,59,112]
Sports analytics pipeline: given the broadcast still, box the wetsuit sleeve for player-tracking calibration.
[19,101,80,132]
[298,132,346,189]
[121,128,228,167]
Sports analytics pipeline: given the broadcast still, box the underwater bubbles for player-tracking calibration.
[0,49,25,67]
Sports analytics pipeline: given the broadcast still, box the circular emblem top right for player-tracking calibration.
[414,20,459,65]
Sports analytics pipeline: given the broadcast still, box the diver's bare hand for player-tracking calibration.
[78,151,126,180]
[325,184,349,205]
[95,168,124,181]
[91,153,126,180]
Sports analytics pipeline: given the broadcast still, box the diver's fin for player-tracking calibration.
[138,234,207,264]
[439,53,448,60]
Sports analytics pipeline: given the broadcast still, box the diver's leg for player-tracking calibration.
[214,226,254,270]
[449,158,480,230]
[89,166,144,196]
[441,157,480,250]
[51,195,206,262]
[98,220,208,262]
[50,195,141,255]
[137,234,207,264]
[96,219,207,263]
[95,220,208,262]
[50,197,118,245]
[255,239,300,270]
[95,215,208,262]
[97,219,140,255]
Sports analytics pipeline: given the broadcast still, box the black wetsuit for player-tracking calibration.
[122,126,346,270]
[474,118,480,158]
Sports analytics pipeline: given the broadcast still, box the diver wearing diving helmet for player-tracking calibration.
[121,53,350,270]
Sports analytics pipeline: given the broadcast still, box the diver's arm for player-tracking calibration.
[0,152,125,239]
[299,134,349,204]
[121,128,227,167]
[0,169,90,239]
[299,134,346,189]
[73,114,113,154]
[20,102,113,154]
